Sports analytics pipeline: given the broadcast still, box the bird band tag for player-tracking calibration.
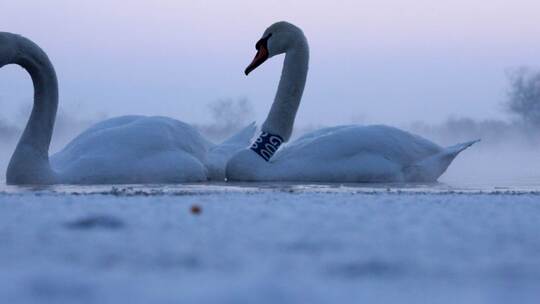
[250,132,284,161]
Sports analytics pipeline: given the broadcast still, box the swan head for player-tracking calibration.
[0,32,19,68]
[245,21,307,75]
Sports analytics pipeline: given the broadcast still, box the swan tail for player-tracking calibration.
[445,139,481,155]
[403,139,480,182]
[206,122,257,181]
[219,121,257,148]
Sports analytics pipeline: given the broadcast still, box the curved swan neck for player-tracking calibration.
[261,37,309,142]
[16,38,58,150]
[6,34,58,184]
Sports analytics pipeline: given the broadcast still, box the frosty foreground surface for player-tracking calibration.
[1,184,539,304]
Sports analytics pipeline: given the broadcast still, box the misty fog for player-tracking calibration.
[1,69,539,184]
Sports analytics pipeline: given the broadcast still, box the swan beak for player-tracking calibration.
[245,46,269,75]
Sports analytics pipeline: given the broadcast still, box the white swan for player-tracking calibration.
[0,32,255,185]
[226,21,478,182]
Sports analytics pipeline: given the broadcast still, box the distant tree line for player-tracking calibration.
[506,68,540,128]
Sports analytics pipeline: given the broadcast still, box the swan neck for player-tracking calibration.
[261,41,309,141]
[6,36,58,184]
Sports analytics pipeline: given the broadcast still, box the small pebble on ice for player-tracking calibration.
[190,204,202,215]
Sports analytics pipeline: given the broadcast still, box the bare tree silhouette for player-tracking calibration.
[197,98,254,142]
[506,68,540,128]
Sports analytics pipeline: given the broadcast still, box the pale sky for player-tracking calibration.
[1,0,540,127]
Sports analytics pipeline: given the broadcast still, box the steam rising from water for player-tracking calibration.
[407,119,539,185]
[415,68,540,185]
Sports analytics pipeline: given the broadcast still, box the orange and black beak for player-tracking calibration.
[245,34,272,75]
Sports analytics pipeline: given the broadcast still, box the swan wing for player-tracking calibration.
[274,125,441,164]
[264,125,454,182]
[50,116,209,183]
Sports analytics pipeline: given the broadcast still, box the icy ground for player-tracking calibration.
[1,183,540,304]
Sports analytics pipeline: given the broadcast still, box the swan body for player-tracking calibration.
[228,125,477,182]
[0,32,255,184]
[49,116,255,184]
[226,22,477,182]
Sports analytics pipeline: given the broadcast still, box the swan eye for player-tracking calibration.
[255,33,272,50]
